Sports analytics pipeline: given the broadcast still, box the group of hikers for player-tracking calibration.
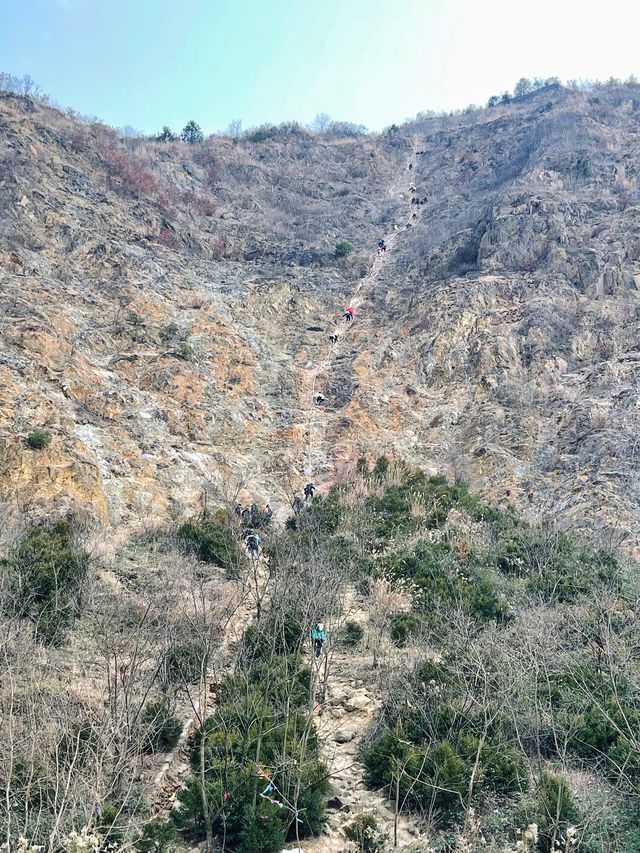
[307,212,421,658]
[245,169,418,663]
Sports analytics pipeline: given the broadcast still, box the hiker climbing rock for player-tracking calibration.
[343,306,354,322]
[304,482,316,500]
[312,621,326,658]
[244,530,261,560]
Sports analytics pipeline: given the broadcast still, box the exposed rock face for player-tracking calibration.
[1,85,639,551]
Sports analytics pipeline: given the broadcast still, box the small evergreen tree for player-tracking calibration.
[334,240,354,259]
[514,77,533,97]
[181,120,204,144]
[157,125,177,142]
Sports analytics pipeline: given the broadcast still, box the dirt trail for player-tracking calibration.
[154,147,426,847]
[305,589,426,852]
[301,154,428,848]
[302,140,422,482]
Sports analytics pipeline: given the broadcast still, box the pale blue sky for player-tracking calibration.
[3,0,640,134]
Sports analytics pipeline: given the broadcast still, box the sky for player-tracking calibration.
[3,0,640,135]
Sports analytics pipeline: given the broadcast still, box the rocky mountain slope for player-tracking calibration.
[1,83,639,551]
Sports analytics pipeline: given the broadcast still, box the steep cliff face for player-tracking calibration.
[1,84,639,550]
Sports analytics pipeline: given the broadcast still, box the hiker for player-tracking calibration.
[264,503,273,518]
[329,333,339,344]
[377,239,386,253]
[311,622,327,658]
[304,482,316,500]
[408,163,413,170]
[241,506,251,519]
[314,392,326,404]
[292,495,304,512]
[343,306,354,322]
[234,503,242,517]
[409,183,416,194]
[245,531,261,560]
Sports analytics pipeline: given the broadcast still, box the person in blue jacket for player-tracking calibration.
[311,621,326,658]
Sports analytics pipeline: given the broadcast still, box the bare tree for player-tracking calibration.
[311,112,331,133]
[226,119,242,139]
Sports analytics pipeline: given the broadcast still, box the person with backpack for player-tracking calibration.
[311,622,327,658]
[343,306,354,322]
[304,483,316,500]
[245,530,261,560]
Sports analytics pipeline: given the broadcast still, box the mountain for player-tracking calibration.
[1,82,639,552]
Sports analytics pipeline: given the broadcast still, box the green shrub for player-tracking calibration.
[134,817,177,852]
[334,239,354,258]
[243,613,305,661]
[362,656,527,823]
[2,519,88,644]
[544,665,640,782]
[178,341,194,360]
[142,700,183,753]
[54,720,98,768]
[339,620,364,647]
[356,456,370,476]
[531,772,582,853]
[7,756,54,813]
[372,455,390,479]
[479,739,527,794]
[345,813,387,853]
[177,512,243,574]
[175,661,328,849]
[160,322,179,341]
[164,642,207,685]
[390,612,426,646]
[26,428,52,450]
[97,802,124,847]
[287,489,343,535]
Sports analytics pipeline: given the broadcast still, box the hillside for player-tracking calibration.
[1,82,639,552]
[3,76,640,851]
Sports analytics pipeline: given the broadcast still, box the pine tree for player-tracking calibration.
[157,125,177,142]
[181,120,204,144]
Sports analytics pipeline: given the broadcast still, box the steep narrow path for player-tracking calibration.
[300,144,428,849]
[153,146,426,849]
[302,142,423,482]
[305,591,426,852]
